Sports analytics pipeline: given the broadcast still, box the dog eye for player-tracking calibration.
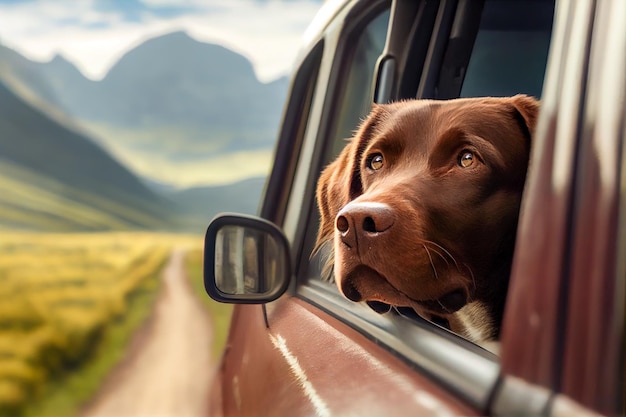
[367,153,384,170]
[459,151,474,168]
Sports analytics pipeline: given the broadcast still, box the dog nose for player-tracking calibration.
[341,278,362,302]
[336,202,395,247]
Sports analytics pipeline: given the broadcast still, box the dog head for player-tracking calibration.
[314,95,539,339]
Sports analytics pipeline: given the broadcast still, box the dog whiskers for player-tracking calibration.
[420,240,461,273]
[462,262,477,292]
[423,244,439,281]
[426,240,460,270]
[423,244,449,267]
[312,239,335,282]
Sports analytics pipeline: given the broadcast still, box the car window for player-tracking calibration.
[262,41,324,224]
[459,0,554,98]
[300,0,554,344]
[304,7,391,283]
[428,0,554,100]
[329,9,390,158]
[284,1,559,407]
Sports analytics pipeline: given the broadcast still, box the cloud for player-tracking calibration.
[0,0,322,82]
[96,0,210,22]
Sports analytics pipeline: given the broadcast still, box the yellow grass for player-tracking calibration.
[0,231,201,416]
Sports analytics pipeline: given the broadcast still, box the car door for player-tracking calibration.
[209,0,621,416]
[213,2,485,416]
[214,1,497,415]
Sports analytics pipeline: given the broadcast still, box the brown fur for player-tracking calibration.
[314,95,539,343]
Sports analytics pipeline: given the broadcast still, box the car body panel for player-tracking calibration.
[500,0,593,387]
[214,298,476,417]
[206,0,624,415]
[559,0,625,411]
[501,1,624,414]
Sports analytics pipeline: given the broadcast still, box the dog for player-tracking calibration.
[314,95,539,346]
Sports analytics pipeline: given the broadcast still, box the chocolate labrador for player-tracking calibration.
[314,95,539,345]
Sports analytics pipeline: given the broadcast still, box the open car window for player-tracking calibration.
[289,2,555,408]
[301,0,554,335]
[290,2,557,405]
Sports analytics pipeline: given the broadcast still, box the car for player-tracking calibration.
[203,0,625,415]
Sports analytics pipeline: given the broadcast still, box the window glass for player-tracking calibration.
[329,10,390,157]
[263,41,324,223]
[305,8,390,283]
[459,0,554,98]
[301,0,554,344]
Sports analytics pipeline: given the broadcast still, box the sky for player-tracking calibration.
[0,0,324,83]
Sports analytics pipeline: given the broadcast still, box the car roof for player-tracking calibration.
[295,0,353,66]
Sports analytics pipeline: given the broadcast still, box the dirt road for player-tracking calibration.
[81,249,214,417]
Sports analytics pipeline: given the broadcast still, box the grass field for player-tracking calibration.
[0,231,199,417]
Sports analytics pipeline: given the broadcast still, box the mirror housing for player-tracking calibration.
[203,213,291,303]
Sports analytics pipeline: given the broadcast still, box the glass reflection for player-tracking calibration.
[214,225,282,295]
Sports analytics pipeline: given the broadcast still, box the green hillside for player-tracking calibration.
[0,160,171,231]
[0,81,175,231]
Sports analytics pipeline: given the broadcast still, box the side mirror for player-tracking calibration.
[203,213,291,303]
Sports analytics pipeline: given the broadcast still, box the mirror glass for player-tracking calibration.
[214,225,286,296]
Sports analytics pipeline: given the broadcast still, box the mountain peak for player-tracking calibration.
[103,30,259,86]
[44,53,84,76]
[48,53,69,64]
[154,30,192,41]
[133,30,241,59]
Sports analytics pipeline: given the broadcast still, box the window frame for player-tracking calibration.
[279,0,507,413]
[260,41,324,226]
[292,0,557,348]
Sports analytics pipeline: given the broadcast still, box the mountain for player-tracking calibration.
[171,176,265,216]
[0,32,288,186]
[46,32,284,132]
[0,44,66,110]
[39,54,98,114]
[0,80,176,231]
[101,32,272,129]
[165,176,266,230]
[0,33,279,231]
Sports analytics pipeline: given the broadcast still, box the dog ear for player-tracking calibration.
[313,104,387,255]
[509,94,540,139]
